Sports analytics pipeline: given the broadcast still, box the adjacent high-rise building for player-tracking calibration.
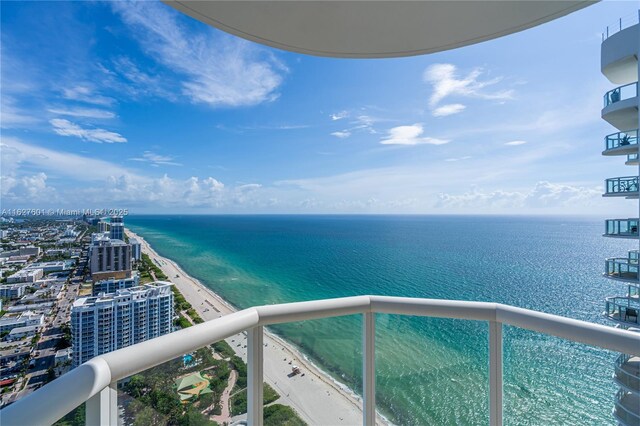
[97,220,110,233]
[71,282,174,367]
[599,13,639,426]
[92,273,140,295]
[109,216,124,241]
[89,234,132,281]
[129,238,142,262]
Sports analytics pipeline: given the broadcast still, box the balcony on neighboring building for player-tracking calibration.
[613,388,640,426]
[604,176,639,197]
[603,130,639,156]
[604,296,640,326]
[602,83,639,131]
[605,251,639,283]
[615,353,640,395]
[604,219,639,239]
[601,12,639,85]
[627,153,639,166]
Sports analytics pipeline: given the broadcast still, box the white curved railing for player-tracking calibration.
[3,295,640,426]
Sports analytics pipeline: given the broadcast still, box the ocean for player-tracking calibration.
[126,215,636,425]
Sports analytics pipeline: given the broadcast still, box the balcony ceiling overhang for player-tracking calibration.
[163,1,596,58]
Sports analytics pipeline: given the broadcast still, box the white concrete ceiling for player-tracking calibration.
[163,1,596,58]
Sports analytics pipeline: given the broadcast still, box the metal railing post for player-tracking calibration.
[248,326,264,426]
[363,312,376,426]
[489,321,503,426]
[85,382,117,426]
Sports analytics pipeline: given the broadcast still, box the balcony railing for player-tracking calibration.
[602,11,640,41]
[604,176,639,196]
[603,83,638,107]
[2,296,640,426]
[605,219,639,238]
[613,388,640,426]
[604,130,639,152]
[605,257,639,282]
[605,297,640,325]
[628,154,639,165]
[615,353,640,394]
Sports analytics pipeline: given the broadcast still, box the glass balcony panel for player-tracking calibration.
[605,259,639,281]
[605,176,639,195]
[52,402,86,425]
[503,326,618,424]
[374,315,489,424]
[630,250,639,264]
[605,130,639,151]
[613,389,640,426]
[604,83,638,107]
[628,153,639,163]
[615,354,640,394]
[605,219,639,237]
[604,297,640,325]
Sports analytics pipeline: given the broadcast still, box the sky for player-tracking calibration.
[1,0,639,215]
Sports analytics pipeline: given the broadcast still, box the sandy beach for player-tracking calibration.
[127,229,386,426]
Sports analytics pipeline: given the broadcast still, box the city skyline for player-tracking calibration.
[1,0,638,215]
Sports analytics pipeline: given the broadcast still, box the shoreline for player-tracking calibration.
[127,229,388,426]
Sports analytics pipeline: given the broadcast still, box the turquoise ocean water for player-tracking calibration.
[126,215,636,425]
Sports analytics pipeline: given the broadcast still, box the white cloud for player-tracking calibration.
[111,1,286,107]
[129,151,182,166]
[48,107,116,119]
[331,111,349,121]
[380,124,450,146]
[445,156,472,162]
[423,63,514,115]
[1,96,39,128]
[1,172,56,202]
[331,131,351,139]
[50,119,127,143]
[505,140,527,146]
[436,181,601,209]
[432,103,466,117]
[62,85,116,107]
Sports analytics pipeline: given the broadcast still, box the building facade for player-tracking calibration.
[109,216,124,241]
[92,273,140,295]
[599,13,640,426]
[71,282,174,367]
[89,236,132,281]
[129,238,141,262]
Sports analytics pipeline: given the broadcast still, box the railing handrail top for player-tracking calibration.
[604,82,639,92]
[4,295,640,425]
[606,176,639,180]
[605,218,639,221]
[606,129,639,137]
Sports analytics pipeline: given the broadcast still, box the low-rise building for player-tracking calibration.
[25,261,72,273]
[0,284,27,300]
[5,325,40,342]
[0,311,45,333]
[6,268,44,284]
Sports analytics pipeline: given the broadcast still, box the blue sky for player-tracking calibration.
[1,1,638,215]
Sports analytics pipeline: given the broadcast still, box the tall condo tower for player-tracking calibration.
[109,215,124,241]
[600,11,640,425]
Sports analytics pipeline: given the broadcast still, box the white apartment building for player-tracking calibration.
[129,238,141,261]
[0,283,27,300]
[6,268,44,284]
[71,282,174,367]
[92,273,140,295]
